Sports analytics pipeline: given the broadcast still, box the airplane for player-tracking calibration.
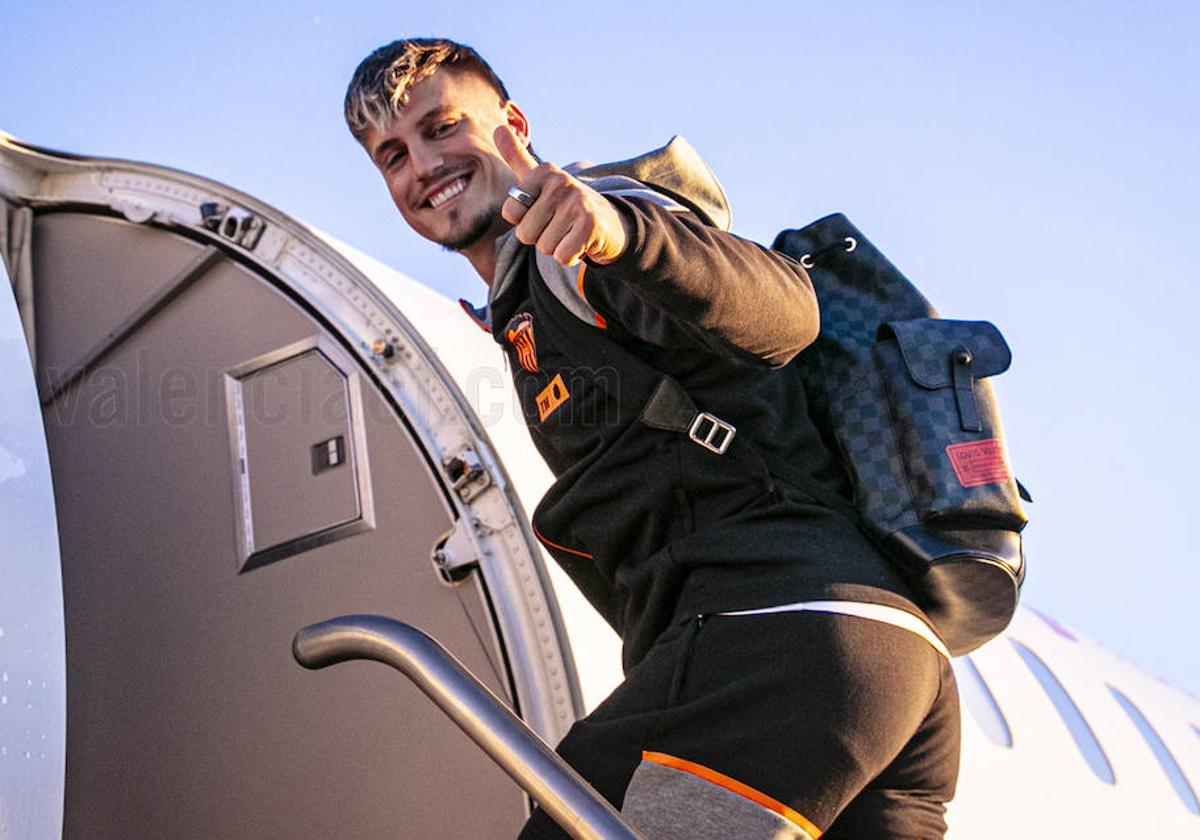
[1,131,1198,838]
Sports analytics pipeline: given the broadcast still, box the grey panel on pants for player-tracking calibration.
[622,760,815,840]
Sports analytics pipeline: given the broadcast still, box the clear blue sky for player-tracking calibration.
[4,1,1198,695]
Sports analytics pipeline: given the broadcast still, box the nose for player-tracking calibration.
[408,140,444,180]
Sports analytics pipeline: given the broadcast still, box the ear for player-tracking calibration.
[502,100,531,149]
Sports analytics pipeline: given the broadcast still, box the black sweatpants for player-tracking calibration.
[518,609,960,839]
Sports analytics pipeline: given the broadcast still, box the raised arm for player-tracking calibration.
[584,195,819,367]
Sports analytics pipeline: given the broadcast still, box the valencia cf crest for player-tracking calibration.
[505,312,539,373]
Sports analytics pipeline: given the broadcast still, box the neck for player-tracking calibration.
[462,237,498,286]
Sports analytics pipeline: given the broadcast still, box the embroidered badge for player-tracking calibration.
[505,313,539,373]
[536,373,570,422]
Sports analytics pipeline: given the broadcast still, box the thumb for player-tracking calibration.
[494,125,538,179]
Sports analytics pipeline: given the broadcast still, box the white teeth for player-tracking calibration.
[429,178,466,209]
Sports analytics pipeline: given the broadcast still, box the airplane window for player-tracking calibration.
[1010,640,1115,784]
[1108,686,1200,816]
[951,656,1013,747]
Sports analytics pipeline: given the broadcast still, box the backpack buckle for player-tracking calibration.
[688,412,736,455]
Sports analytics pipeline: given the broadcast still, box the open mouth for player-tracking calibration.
[426,173,471,210]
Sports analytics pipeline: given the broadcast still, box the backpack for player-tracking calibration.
[768,213,1028,656]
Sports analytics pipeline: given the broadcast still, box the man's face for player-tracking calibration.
[363,70,525,253]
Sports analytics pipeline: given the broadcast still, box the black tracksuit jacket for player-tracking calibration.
[480,193,922,671]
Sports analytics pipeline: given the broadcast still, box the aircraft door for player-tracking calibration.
[28,209,529,839]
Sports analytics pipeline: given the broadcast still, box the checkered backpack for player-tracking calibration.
[771,213,1029,656]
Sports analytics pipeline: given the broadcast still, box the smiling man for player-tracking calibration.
[361,68,528,262]
[345,38,960,840]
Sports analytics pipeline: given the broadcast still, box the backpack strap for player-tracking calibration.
[638,374,857,518]
[639,376,737,456]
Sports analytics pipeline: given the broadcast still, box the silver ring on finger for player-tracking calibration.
[507,186,537,208]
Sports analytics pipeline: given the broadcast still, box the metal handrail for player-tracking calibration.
[292,615,644,840]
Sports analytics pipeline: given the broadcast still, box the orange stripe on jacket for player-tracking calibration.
[576,265,607,329]
[641,751,823,838]
[533,524,593,560]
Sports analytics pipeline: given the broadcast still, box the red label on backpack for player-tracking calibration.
[946,439,1012,488]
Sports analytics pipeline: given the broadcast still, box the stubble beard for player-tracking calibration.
[438,198,509,254]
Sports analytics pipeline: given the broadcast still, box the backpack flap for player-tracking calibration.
[874,317,1026,655]
[885,319,1011,433]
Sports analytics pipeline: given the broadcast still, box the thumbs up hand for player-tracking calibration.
[495,126,629,267]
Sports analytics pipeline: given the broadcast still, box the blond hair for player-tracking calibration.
[344,38,511,143]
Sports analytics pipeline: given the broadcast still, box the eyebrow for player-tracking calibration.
[416,106,456,131]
